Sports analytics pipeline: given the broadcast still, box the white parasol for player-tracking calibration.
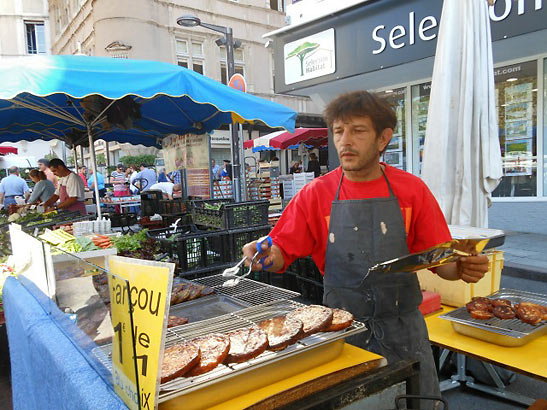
[421,0,502,228]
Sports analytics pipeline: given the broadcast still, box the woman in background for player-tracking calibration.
[28,169,56,205]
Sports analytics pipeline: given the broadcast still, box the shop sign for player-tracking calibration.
[275,0,545,92]
[210,134,231,145]
[284,28,336,84]
[162,133,212,198]
[108,256,174,410]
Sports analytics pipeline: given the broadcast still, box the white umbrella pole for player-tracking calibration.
[88,126,102,218]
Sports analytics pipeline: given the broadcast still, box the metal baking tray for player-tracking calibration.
[93,300,367,403]
[159,299,367,402]
[169,294,250,323]
[440,289,547,346]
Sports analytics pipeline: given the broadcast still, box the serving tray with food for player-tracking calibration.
[440,289,547,346]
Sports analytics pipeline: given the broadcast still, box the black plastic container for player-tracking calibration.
[140,190,163,216]
[227,224,272,261]
[159,199,190,215]
[192,199,270,229]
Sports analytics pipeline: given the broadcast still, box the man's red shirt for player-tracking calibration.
[270,164,451,274]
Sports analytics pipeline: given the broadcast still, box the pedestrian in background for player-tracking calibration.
[306,152,321,178]
[0,166,30,208]
[38,158,58,188]
[88,168,106,199]
[27,169,55,205]
[135,163,157,192]
[78,166,89,189]
[158,168,168,183]
[211,159,220,181]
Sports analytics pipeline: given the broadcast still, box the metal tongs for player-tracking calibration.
[222,236,273,288]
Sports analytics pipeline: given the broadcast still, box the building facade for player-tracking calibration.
[0,0,50,57]
[266,0,547,233]
[0,1,72,162]
[48,0,321,168]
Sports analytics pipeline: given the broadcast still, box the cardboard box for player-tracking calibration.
[416,250,503,307]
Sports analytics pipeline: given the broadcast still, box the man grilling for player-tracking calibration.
[243,91,489,405]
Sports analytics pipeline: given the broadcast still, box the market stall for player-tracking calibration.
[1,224,429,410]
[0,55,298,218]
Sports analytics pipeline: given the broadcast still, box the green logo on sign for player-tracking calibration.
[286,41,320,77]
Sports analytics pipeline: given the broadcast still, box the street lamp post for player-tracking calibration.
[177,15,242,202]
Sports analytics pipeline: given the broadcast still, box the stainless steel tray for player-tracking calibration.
[440,289,547,346]
[169,294,250,323]
[93,300,367,403]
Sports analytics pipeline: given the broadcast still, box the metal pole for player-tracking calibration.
[238,124,247,201]
[225,28,242,202]
[73,147,78,170]
[87,127,102,218]
[80,145,85,167]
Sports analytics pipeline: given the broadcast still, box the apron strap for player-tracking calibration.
[334,166,396,201]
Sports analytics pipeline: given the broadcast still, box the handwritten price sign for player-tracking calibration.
[108,256,174,410]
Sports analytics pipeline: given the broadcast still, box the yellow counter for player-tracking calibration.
[425,305,547,381]
[160,342,386,410]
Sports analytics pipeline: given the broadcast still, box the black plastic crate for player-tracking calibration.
[161,213,193,227]
[192,199,270,229]
[140,190,163,201]
[146,224,200,246]
[141,199,158,217]
[174,229,231,275]
[159,199,190,215]
[228,225,271,261]
[105,212,138,228]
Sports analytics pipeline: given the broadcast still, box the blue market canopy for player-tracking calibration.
[0,55,297,147]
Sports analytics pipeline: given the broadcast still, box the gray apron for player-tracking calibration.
[323,170,441,403]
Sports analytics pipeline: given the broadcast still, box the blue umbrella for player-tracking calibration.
[0,55,297,215]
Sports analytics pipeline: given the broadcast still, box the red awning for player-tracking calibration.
[269,128,328,149]
[0,146,17,155]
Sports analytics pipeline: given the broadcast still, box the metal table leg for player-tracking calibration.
[438,352,535,407]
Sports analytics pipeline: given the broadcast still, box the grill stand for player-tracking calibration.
[437,351,534,407]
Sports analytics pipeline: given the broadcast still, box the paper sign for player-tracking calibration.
[108,256,174,410]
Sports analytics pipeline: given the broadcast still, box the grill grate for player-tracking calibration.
[440,288,547,338]
[193,273,300,305]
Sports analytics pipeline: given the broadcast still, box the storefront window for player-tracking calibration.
[492,61,538,197]
[380,87,407,171]
[411,82,430,175]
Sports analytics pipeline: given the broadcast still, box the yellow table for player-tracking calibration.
[425,305,547,381]
[425,305,546,407]
[160,342,387,410]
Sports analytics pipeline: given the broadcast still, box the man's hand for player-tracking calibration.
[457,254,490,283]
[242,237,285,272]
[435,254,490,282]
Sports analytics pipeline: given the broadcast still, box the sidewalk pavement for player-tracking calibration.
[498,230,547,281]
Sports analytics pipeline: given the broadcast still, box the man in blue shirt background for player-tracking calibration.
[135,163,157,192]
[87,168,106,198]
[0,166,29,208]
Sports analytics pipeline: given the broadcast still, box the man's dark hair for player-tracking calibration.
[140,163,147,168]
[324,91,397,137]
[38,158,50,167]
[49,158,67,169]
[116,163,123,169]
